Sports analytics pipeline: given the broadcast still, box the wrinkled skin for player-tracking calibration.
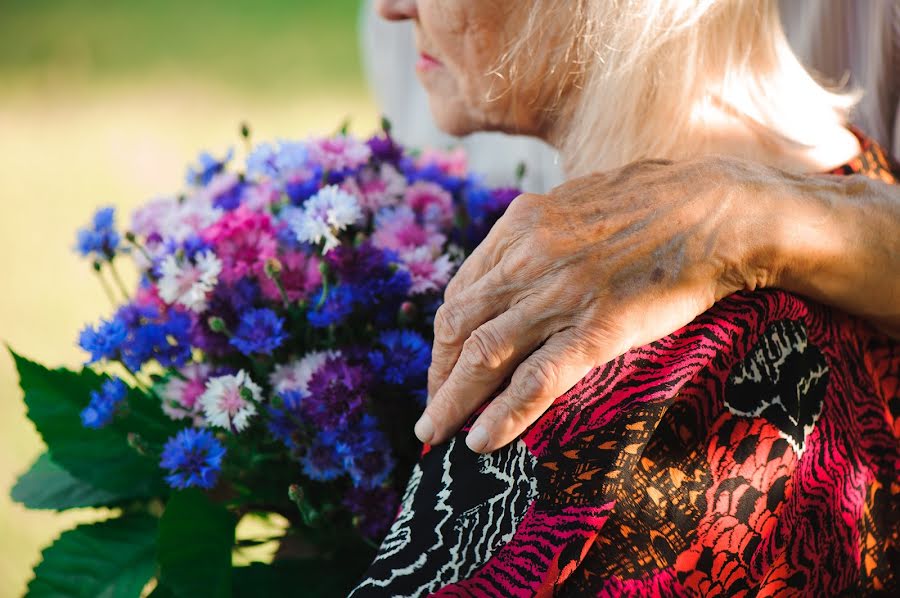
[415,154,900,453]
[416,157,772,452]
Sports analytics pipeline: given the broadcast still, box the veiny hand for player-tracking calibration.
[414,156,782,453]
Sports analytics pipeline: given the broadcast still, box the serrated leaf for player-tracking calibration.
[11,350,169,497]
[26,515,157,598]
[11,452,131,510]
[157,489,235,598]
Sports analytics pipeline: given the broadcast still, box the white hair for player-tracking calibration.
[494,0,857,176]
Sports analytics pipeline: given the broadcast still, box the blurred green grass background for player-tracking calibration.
[0,1,377,594]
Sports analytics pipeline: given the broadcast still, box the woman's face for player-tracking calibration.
[376,0,566,138]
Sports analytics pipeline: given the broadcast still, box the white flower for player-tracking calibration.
[166,197,223,243]
[269,350,340,395]
[288,185,362,253]
[157,250,222,312]
[200,370,262,432]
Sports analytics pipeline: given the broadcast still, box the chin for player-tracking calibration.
[428,101,479,137]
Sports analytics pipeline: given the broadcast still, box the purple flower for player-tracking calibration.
[303,356,370,431]
[369,329,431,387]
[80,377,128,429]
[78,316,128,364]
[230,308,286,355]
[160,428,226,490]
[343,486,400,540]
[75,207,121,260]
[366,134,403,163]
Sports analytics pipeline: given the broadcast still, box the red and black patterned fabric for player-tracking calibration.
[350,136,900,597]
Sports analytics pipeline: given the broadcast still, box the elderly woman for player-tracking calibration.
[352,0,899,595]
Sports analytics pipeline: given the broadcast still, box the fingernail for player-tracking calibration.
[466,425,489,453]
[414,414,435,444]
[426,393,433,405]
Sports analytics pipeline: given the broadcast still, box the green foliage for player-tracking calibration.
[0,0,365,94]
[12,350,173,497]
[11,452,130,510]
[157,490,236,598]
[25,515,158,598]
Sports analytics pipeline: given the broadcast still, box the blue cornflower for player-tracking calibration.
[285,172,321,205]
[181,234,212,260]
[78,316,128,364]
[211,178,245,211]
[306,285,357,328]
[301,433,344,482]
[185,149,232,186]
[80,377,128,429]
[334,417,394,489]
[369,329,431,387]
[266,390,305,450]
[230,308,286,356]
[160,428,226,490]
[401,158,465,193]
[273,140,309,174]
[117,306,193,372]
[75,207,121,260]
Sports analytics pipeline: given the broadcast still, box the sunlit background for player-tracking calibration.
[0,1,378,594]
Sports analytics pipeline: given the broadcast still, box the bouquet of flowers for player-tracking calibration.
[9,121,519,597]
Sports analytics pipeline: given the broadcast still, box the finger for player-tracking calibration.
[417,301,552,445]
[444,195,525,300]
[463,329,606,454]
[428,267,513,399]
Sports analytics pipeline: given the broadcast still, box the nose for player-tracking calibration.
[375,0,417,21]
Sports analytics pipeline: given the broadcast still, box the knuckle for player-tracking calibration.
[444,277,460,299]
[517,358,558,398]
[433,302,464,343]
[460,324,506,372]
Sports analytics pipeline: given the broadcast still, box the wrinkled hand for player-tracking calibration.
[415,157,777,453]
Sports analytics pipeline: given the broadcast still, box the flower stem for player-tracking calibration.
[92,264,118,308]
[107,258,131,301]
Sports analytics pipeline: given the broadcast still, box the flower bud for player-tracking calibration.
[208,316,227,333]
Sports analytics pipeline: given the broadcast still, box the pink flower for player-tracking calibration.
[401,246,456,294]
[371,207,446,254]
[241,180,282,211]
[343,165,406,213]
[308,135,372,172]
[200,205,277,284]
[160,363,212,424]
[260,250,322,303]
[417,147,468,177]
[404,181,454,227]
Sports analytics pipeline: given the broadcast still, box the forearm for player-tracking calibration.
[765,172,900,338]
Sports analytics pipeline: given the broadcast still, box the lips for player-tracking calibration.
[416,51,442,71]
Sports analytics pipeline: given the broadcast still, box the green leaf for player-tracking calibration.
[11,350,169,497]
[157,489,235,598]
[26,514,157,598]
[11,452,132,510]
[233,559,366,598]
